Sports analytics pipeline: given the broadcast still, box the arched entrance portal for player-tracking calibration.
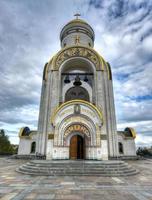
[70,135,85,159]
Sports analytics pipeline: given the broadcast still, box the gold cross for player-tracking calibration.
[74,13,81,19]
[75,35,80,44]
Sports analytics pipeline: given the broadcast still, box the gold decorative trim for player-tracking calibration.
[64,124,90,138]
[48,45,107,71]
[45,45,112,80]
[122,127,137,139]
[46,45,111,80]
[105,62,112,80]
[55,46,100,70]
[51,99,103,124]
[19,127,37,139]
[128,127,137,138]
[19,127,31,138]
[65,19,90,26]
[19,127,25,137]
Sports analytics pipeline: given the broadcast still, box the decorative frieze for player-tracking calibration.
[53,46,101,70]
[64,124,90,138]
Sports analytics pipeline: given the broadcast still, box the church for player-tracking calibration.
[18,17,137,160]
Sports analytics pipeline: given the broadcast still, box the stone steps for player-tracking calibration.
[21,164,133,171]
[16,160,139,176]
[20,165,134,171]
[19,167,136,175]
[27,163,129,168]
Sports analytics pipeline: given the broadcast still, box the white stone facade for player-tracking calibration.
[18,18,137,160]
[18,130,37,155]
[118,132,136,157]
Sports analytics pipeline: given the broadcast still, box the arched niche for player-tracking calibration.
[62,80,92,102]
[65,86,90,102]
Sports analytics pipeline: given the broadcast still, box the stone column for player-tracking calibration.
[108,79,118,157]
[36,79,46,154]
[40,72,52,155]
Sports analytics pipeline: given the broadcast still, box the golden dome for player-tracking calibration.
[65,18,90,26]
[60,18,95,42]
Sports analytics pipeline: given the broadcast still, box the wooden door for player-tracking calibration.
[70,135,77,159]
[77,135,84,159]
[70,135,84,159]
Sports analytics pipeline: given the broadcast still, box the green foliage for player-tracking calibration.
[136,147,152,157]
[0,129,14,155]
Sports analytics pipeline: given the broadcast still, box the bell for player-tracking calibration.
[64,75,70,84]
[84,75,88,82]
[73,75,82,86]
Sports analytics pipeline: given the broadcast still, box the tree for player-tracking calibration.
[0,129,14,155]
[136,147,152,157]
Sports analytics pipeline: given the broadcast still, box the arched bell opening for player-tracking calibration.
[59,58,96,103]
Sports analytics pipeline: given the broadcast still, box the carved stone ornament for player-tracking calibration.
[55,47,101,70]
[48,134,54,139]
[64,124,90,138]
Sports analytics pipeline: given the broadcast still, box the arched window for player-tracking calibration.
[31,142,36,153]
[118,142,123,154]
[65,86,90,102]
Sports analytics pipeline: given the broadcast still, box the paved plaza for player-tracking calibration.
[0,157,152,200]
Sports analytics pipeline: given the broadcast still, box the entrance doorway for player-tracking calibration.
[70,135,85,159]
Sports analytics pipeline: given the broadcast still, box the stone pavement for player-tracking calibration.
[0,157,152,200]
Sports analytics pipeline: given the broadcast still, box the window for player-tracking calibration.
[31,142,36,153]
[118,142,123,154]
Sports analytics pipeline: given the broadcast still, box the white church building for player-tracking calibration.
[18,17,137,160]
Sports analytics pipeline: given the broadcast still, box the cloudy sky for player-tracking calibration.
[0,0,152,147]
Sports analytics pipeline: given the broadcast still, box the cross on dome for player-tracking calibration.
[74,13,81,19]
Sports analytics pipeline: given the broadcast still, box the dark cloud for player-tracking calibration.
[88,0,103,9]
[0,113,38,125]
[107,0,127,19]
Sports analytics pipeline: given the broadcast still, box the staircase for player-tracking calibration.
[16,160,139,176]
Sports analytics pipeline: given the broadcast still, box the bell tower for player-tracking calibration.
[36,16,118,160]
